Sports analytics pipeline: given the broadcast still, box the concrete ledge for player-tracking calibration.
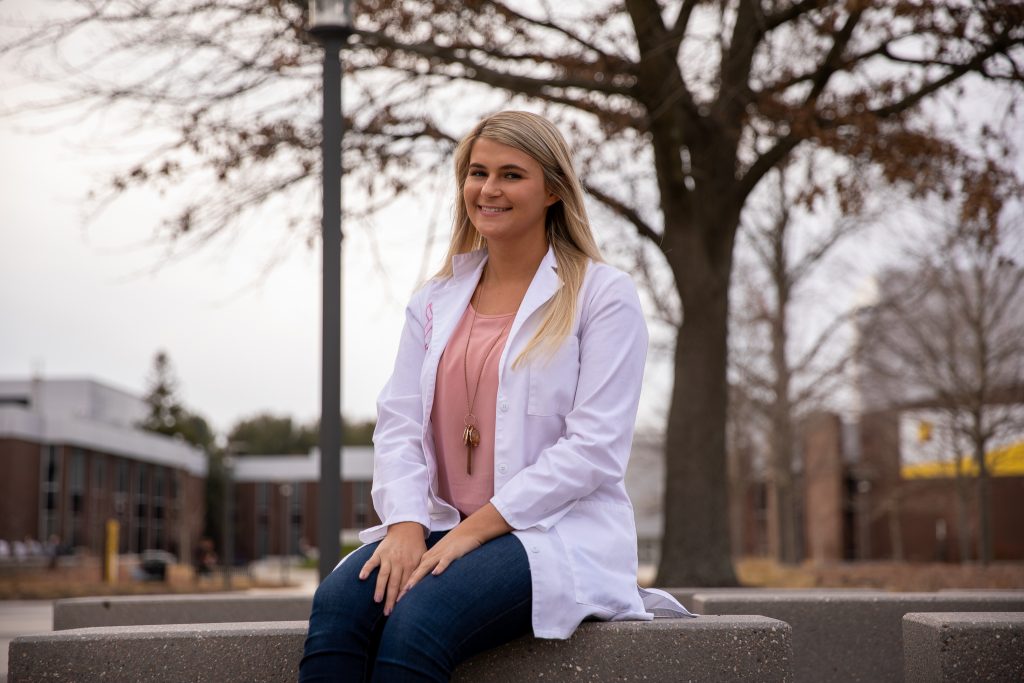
[52,594,312,630]
[692,590,1024,683]
[10,617,792,683]
[903,612,1024,683]
[665,586,872,613]
[9,622,303,683]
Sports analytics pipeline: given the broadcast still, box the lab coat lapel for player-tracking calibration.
[422,249,488,383]
[498,245,561,384]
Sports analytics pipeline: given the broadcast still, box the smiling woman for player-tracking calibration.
[299,111,691,683]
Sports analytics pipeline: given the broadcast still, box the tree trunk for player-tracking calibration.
[954,461,972,563]
[888,492,904,561]
[657,223,739,587]
[768,209,800,565]
[975,439,993,564]
[768,374,799,565]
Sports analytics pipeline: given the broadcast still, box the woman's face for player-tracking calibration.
[463,137,558,247]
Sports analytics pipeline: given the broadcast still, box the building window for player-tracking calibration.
[91,456,107,555]
[354,481,369,527]
[115,460,129,553]
[135,464,149,552]
[290,482,303,555]
[39,445,61,542]
[68,448,86,548]
[153,468,165,551]
[256,482,269,558]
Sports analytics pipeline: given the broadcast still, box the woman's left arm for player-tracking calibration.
[490,269,648,532]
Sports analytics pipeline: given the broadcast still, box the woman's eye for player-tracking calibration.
[504,173,521,179]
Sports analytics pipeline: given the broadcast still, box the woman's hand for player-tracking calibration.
[399,503,512,600]
[359,521,426,616]
[398,527,483,601]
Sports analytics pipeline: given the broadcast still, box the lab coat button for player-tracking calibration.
[499,398,509,412]
[530,545,539,553]
[497,463,508,475]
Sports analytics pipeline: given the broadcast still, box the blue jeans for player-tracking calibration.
[299,530,533,682]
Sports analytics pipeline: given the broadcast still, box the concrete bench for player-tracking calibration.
[52,594,313,630]
[9,617,792,683]
[692,590,1024,683]
[903,612,1024,683]
[666,586,873,613]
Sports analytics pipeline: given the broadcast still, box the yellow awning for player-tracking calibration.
[901,441,1024,479]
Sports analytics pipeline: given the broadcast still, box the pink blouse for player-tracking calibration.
[430,302,513,519]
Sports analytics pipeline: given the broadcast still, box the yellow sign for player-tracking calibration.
[917,420,932,443]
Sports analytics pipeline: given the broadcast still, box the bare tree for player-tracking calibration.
[730,159,880,564]
[3,0,1023,584]
[859,215,1024,564]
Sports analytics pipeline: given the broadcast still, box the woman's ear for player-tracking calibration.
[545,192,560,207]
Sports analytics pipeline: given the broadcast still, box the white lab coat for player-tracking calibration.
[357,245,692,639]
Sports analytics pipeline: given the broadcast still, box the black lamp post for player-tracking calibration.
[308,0,353,582]
[221,453,236,590]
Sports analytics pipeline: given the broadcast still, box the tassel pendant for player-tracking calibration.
[462,422,480,474]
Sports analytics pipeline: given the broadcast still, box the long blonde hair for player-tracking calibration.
[434,111,604,368]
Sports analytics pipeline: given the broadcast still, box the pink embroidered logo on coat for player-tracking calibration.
[424,302,433,350]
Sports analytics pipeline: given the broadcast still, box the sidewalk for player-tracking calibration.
[0,600,52,683]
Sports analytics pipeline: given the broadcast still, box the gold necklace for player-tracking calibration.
[462,272,515,475]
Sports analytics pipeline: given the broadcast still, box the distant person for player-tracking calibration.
[194,537,217,578]
[45,535,60,569]
[300,111,691,682]
[25,536,43,556]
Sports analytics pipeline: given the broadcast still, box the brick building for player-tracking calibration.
[0,378,206,559]
[727,406,1024,563]
[744,408,1024,564]
[229,449,378,562]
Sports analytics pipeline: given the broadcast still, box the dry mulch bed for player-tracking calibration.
[0,564,293,600]
[736,557,1024,591]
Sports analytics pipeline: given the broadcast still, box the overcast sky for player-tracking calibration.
[0,1,679,436]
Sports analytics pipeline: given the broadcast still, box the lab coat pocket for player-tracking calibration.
[554,500,637,611]
[527,335,580,416]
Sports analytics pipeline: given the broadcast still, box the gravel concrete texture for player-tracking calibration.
[52,594,312,630]
[903,612,1024,683]
[10,616,792,683]
[692,590,1024,683]
[453,616,792,682]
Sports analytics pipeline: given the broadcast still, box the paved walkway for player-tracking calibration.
[1,600,52,683]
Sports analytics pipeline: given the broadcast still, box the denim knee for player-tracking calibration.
[311,556,377,643]
[373,597,452,682]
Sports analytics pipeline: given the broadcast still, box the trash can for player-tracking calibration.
[139,550,176,581]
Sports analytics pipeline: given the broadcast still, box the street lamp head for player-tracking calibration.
[309,0,354,39]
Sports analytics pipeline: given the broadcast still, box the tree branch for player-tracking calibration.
[583,182,663,247]
[353,28,635,98]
